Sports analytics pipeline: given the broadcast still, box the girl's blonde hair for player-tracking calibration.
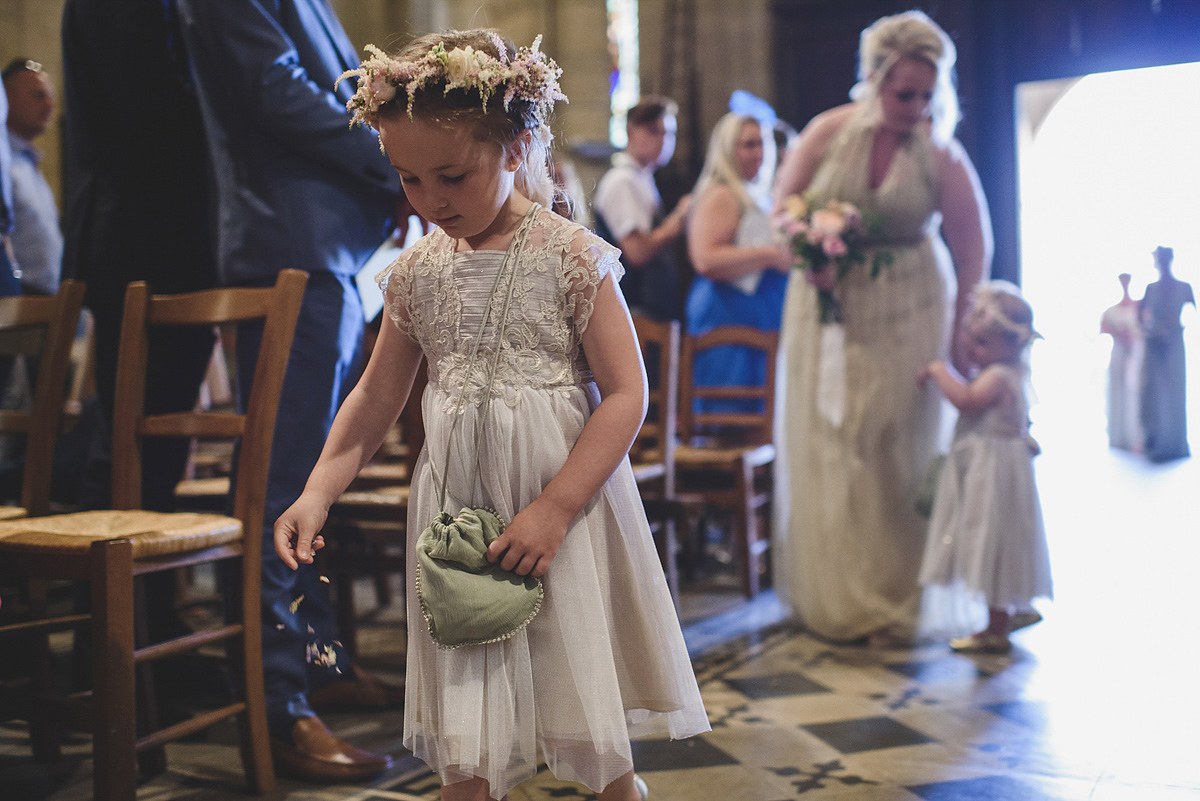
[375,29,559,208]
[968,280,1038,350]
[850,10,960,143]
[692,112,771,214]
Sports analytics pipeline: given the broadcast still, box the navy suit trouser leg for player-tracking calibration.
[236,270,364,738]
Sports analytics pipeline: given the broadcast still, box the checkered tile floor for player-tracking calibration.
[5,589,1199,800]
[5,411,1200,799]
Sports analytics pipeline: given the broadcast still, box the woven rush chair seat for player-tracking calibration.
[0,509,241,557]
[0,506,29,521]
[0,270,307,801]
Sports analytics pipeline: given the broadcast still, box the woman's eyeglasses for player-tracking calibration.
[891,89,934,104]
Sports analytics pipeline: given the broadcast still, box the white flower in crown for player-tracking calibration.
[445,46,475,84]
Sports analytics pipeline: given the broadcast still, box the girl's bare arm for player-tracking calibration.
[274,296,425,569]
[486,272,648,578]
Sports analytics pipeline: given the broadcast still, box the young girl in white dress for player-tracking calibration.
[272,29,708,801]
[918,281,1053,654]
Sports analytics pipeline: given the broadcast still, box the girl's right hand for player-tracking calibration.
[273,493,330,570]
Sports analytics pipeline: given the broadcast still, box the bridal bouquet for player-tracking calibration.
[774,194,890,324]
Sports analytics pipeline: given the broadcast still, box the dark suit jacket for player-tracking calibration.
[61,0,218,307]
[175,0,399,285]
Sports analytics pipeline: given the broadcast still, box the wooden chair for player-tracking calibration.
[0,269,307,800]
[0,281,87,760]
[0,280,87,520]
[630,314,682,603]
[674,325,778,598]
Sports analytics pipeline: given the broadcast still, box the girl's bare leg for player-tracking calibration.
[597,770,644,801]
[442,777,499,801]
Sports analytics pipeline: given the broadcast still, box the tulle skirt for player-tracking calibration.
[403,382,709,798]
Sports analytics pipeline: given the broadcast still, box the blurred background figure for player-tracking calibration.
[593,95,691,322]
[1099,272,1144,452]
[1139,245,1194,463]
[684,109,792,413]
[770,10,993,647]
[3,58,60,296]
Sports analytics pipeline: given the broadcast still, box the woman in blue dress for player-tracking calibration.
[684,111,792,413]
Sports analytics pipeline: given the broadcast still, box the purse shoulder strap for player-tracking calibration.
[436,204,540,512]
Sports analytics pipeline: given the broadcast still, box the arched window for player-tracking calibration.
[607,0,639,147]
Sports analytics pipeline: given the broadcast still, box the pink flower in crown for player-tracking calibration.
[806,227,825,246]
[370,75,396,105]
[823,236,848,258]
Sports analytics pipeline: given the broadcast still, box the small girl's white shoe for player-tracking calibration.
[634,774,648,800]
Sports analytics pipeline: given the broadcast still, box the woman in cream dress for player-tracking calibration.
[771,11,993,644]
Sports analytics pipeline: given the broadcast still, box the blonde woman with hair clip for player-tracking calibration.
[684,110,793,413]
[771,10,994,647]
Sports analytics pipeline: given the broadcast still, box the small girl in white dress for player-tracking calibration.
[918,281,1052,654]
[273,28,708,801]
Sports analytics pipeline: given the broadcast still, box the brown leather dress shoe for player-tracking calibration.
[270,715,392,783]
[308,664,404,712]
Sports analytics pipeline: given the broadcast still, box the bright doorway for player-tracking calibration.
[1017,61,1200,452]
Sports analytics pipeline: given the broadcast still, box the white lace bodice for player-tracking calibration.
[378,208,624,412]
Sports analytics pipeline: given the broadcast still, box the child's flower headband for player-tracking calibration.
[972,283,1039,346]
[337,33,568,129]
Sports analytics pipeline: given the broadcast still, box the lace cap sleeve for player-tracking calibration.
[561,225,624,335]
[376,232,439,341]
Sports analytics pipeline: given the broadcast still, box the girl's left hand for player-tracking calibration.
[485,496,573,578]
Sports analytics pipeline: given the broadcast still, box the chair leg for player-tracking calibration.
[133,576,169,780]
[26,578,62,761]
[334,567,359,658]
[737,457,760,599]
[90,539,138,801]
[644,498,682,609]
[231,555,275,794]
[372,544,392,607]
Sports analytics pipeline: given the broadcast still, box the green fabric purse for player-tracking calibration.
[416,508,541,648]
[415,206,543,650]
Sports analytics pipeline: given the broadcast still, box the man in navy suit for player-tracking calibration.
[176,0,401,782]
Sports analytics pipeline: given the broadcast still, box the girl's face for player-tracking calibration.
[878,57,937,133]
[732,120,765,183]
[379,114,524,248]
[967,327,1017,369]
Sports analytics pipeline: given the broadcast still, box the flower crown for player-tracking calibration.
[337,33,567,128]
[971,284,1039,346]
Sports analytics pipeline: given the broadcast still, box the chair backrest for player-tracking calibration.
[0,280,87,516]
[678,324,778,447]
[631,314,679,470]
[110,271,307,552]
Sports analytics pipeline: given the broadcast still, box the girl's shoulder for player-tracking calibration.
[978,362,1027,395]
[530,207,624,281]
